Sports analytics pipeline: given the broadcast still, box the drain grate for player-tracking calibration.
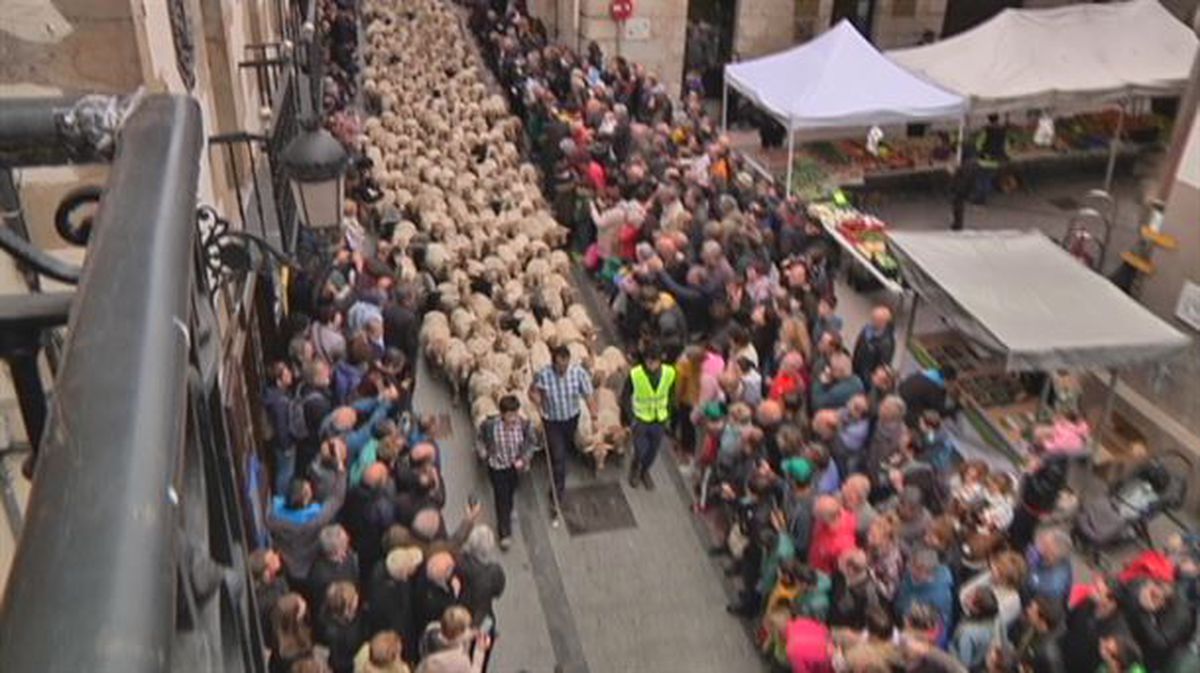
[558,481,637,536]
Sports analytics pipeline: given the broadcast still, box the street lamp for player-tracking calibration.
[281,120,348,232]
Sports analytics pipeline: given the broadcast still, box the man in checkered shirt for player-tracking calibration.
[530,345,598,512]
[478,395,539,549]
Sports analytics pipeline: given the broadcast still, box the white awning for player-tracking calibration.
[889,229,1191,371]
[888,0,1199,113]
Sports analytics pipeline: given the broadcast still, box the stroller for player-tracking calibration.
[1073,449,1191,562]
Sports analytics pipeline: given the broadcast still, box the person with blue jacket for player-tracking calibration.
[897,546,957,647]
[1026,528,1074,607]
[268,459,348,584]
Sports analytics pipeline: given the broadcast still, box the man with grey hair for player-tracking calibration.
[1027,527,1074,606]
[309,523,358,614]
[459,525,507,631]
[897,546,956,643]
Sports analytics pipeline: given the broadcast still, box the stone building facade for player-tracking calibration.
[0,0,283,255]
[527,1,1197,95]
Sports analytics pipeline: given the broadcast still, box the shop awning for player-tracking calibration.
[889,229,1191,371]
[724,20,967,131]
[888,0,1199,113]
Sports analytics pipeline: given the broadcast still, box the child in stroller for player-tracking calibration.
[1074,452,1189,556]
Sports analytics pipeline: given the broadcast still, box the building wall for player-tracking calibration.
[1141,112,1200,325]
[870,0,948,49]
[734,0,795,60]
[1,0,273,254]
[576,0,688,98]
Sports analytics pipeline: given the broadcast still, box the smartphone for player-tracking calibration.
[480,615,495,636]
[468,493,479,508]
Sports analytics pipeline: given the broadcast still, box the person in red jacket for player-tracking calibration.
[784,615,833,673]
[769,351,807,403]
[807,495,858,575]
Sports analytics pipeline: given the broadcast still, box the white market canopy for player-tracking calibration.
[889,0,1199,113]
[724,20,968,131]
[888,229,1191,372]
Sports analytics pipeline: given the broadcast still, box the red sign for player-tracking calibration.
[611,0,633,22]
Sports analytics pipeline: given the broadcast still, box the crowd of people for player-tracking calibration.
[248,3,510,673]
[462,3,1200,673]
[244,1,1198,672]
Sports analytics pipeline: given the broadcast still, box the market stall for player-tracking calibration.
[807,201,904,294]
[722,20,967,197]
[888,229,1191,462]
[889,0,1197,189]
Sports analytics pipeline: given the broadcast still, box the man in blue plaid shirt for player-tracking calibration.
[530,345,598,512]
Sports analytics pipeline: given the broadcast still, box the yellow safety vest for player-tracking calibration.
[630,364,676,423]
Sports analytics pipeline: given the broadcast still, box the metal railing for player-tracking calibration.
[0,94,270,673]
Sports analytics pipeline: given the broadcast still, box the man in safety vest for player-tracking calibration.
[621,347,677,490]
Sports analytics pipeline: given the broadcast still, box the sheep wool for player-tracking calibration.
[363,0,600,428]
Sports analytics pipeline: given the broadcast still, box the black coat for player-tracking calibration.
[852,326,896,384]
[414,571,465,634]
[382,302,420,366]
[898,371,950,426]
[1119,579,1197,672]
[1061,598,1130,673]
[1008,620,1066,673]
[365,561,418,650]
[308,552,359,615]
[317,611,367,673]
[829,574,888,631]
[460,556,507,626]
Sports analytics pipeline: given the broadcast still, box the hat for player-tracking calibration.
[781,457,813,485]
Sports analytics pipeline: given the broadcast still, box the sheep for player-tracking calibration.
[591,346,629,391]
[450,307,474,340]
[565,303,596,340]
[471,394,499,430]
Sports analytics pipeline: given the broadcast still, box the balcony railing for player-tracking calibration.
[0,94,272,673]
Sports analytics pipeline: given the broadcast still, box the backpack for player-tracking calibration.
[287,386,325,441]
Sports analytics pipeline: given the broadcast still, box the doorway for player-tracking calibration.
[685,0,737,99]
[831,0,877,40]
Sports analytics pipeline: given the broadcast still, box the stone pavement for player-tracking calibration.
[415,354,763,673]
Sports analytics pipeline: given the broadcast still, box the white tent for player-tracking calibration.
[889,0,1199,113]
[723,20,967,194]
[724,20,967,130]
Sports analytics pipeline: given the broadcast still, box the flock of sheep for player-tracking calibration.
[359,0,630,467]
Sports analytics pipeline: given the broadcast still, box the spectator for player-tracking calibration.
[807,495,858,575]
[1117,578,1196,672]
[459,525,506,630]
[1061,576,1130,673]
[1007,595,1067,673]
[270,593,315,673]
[310,524,360,614]
[851,306,895,386]
[264,361,298,493]
[810,352,864,412]
[319,581,368,673]
[354,630,411,673]
[897,547,956,645]
[952,586,1001,670]
[366,545,423,659]
[1025,529,1073,606]
[268,470,347,583]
